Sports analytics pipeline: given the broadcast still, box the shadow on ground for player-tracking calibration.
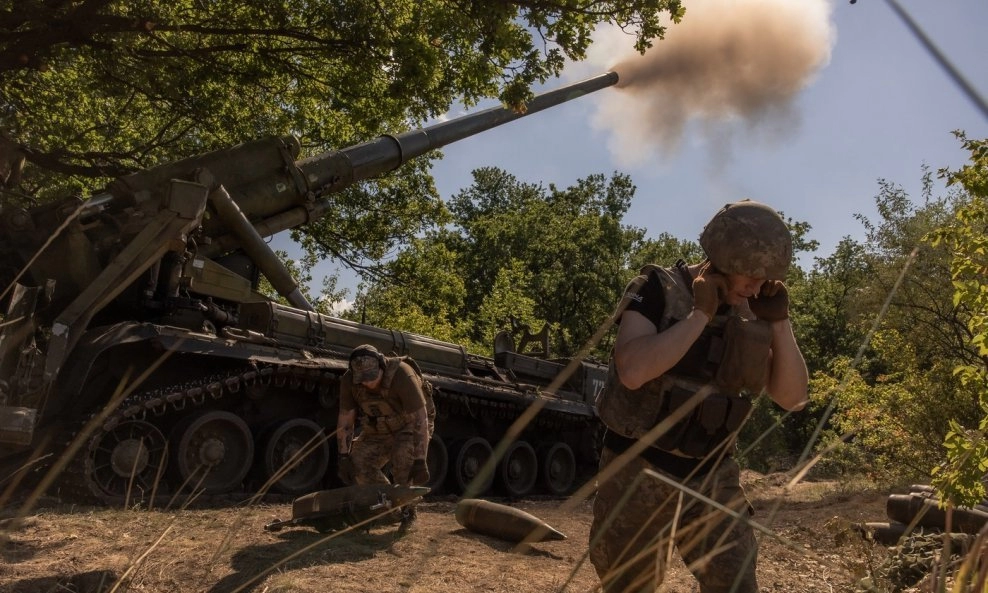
[206,526,405,593]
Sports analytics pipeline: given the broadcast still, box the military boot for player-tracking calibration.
[398,506,417,531]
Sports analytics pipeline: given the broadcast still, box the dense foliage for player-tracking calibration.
[0,0,682,277]
[928,134,988,506]
[348,168,646,358]
[796,145,988,492]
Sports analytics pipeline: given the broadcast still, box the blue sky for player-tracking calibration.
[292,0,987,304]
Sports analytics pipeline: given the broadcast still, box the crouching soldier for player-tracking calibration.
[337,344,435,526]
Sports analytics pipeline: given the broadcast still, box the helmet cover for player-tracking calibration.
[698,199,792,280]
[349,344,384,384]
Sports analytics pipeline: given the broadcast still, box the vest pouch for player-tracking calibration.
[677,394,752,458]
[355,384,400,420]
[363,414,406,435]
[677,393,725,458]
[394,356,437,436]
[360,417,382,435]
[711,395,753,455]
[596,359,669,440]
[382,414,406,434]
[714,316,773,394]
[699,396,730,433]
[654,386,696,451]
[724,396,753,432]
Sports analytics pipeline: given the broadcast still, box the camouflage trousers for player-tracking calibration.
[589,447,758,593]
[349,427,419,487]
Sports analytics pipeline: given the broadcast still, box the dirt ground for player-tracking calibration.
[0,472,901,593]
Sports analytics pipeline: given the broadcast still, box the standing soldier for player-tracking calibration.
[337,344,434,526]
[590,199,809,592]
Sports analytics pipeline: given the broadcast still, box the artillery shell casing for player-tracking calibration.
[455,498,566,543]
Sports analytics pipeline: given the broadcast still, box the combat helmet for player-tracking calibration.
[699,199,792,280]
[349,344,386,384]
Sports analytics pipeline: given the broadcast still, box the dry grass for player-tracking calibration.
[0,478,903,593]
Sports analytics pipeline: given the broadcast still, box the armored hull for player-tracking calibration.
[27,309,604,505]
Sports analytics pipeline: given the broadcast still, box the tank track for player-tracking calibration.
[60,363,336,507]
[55,364,595,506]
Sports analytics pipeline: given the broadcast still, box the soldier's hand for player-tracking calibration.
[692,263,726,321]
[749,280,790,321]
[337,454,356,485]
[409,458,430,486]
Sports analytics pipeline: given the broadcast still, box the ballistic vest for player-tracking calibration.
[595,263,772,458]
[353,357,436,435]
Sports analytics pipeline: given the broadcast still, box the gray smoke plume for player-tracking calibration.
[585,0,835,167]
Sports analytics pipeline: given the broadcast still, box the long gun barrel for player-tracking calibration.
[201,71,619,257]
[84,72,618,260]
[321,71,619,185]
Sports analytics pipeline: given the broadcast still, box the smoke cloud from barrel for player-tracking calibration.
[586,0,835,167]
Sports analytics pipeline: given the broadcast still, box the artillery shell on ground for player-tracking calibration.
[454,498,566,543]
[264,484,429,533]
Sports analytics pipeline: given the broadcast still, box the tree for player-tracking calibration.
[257,249,347,315]
[794,238,870,374]
[807,164,986,484]
[349,168,645,358]
[0,1,687,297]
[629,232,704,271]
[928,133,988,507]
[349,235,474,347]
[744,237,873,475]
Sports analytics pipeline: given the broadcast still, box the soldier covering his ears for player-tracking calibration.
[590,200,809,593]
[337,344,435,524]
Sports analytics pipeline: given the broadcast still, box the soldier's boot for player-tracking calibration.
[398,506,417,531]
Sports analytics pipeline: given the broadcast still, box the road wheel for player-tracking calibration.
[539,442,576,495]
[425,434,448,492]
[497,440,537,498]
[172,410,253,494]
[448,436,494,496]
[257,418,329,495]
[86,420,167,503]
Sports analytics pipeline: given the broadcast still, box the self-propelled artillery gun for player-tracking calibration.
[0,73,616,505]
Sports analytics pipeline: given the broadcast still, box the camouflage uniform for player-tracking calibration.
[590,200,795,593]
[350,426,422,486]
[341,356,434,487]
[589,270,762,591]
[589,447,757,593]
